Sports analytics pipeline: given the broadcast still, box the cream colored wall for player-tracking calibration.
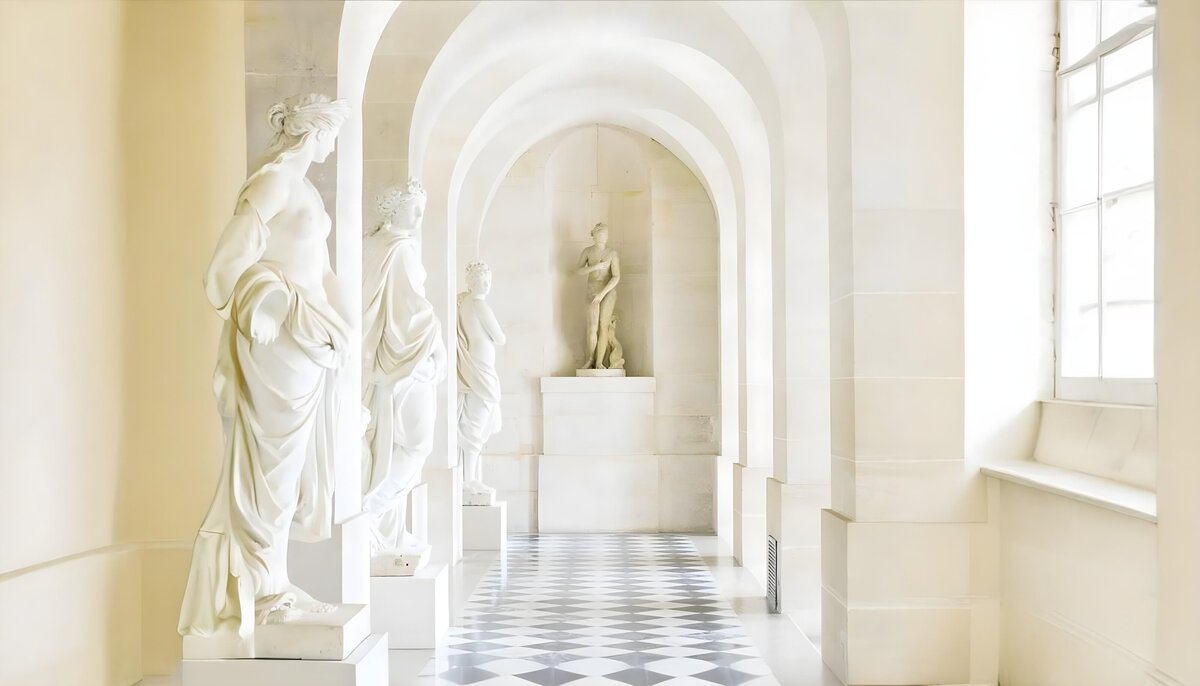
[0,3,135,684]
[996,483,1156,685]
[119,0,245,675]
[0,1,244,683]
[1155,0,1200,683]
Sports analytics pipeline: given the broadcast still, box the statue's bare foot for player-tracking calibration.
[302,600,337,614]
[257,592,300,625]
[286,585,337,614]
[260,605,301,624]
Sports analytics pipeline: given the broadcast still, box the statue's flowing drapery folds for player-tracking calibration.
[457,299,502,465]
[361,229,444,551]
[179,199,349,638]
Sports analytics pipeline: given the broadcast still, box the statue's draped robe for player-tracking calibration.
[457,298,502,474]
[179,187,348,638]
[361,230,443,551]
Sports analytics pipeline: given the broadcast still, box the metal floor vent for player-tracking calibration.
[767,534,780,614]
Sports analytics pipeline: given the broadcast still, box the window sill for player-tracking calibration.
[982,460,1157,523]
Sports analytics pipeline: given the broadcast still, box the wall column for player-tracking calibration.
[1154,1,1200,683]
[821,2,993,684]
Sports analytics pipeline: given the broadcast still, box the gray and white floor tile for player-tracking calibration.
[418,534,782,686]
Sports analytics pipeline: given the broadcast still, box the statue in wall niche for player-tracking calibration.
[361,178,446,575]
[457,260,506,506]
[179,94,351,639]
[574,222,624,375]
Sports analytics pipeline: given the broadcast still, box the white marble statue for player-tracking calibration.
[574,222,622,371]
[361,178,446,574]
[179,94,351,639]
[457,261,506,505]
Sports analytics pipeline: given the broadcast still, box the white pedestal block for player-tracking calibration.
[369,548,430,577]
[463,488,496,506]
[541,376,656,455]
[576,368,625,377]
[463,502,508,551]
[181,632,387,686]
[370,562,449,649]
[540,454,660,532]
[182,604,370,660]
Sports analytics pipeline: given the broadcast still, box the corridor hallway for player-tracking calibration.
[398,535,839,686]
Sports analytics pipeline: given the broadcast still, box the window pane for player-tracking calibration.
[1100,188,1154,378]
[1103,35,1153,88]
[1101,76,1154,192]
[1066,65,1097,107]
[1061,206,1100,378]
[1101,189,1154,304]
[1064,0,1100,66]
[1101,0,1154,40]
[1063,101,1099,208]
[1102,303,1154,377]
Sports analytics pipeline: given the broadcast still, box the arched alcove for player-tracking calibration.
[457,124,720,531]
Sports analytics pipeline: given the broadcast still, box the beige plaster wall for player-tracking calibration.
[0,1,244,683]
[120,0,246,675]
[0,2,135,683]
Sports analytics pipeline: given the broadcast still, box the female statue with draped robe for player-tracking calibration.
[179,94,351,640]
[457,261,506,505]
[361,179,446,573]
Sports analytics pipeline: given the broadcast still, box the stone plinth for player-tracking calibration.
[181,632,387,686]
[463,502,508,551]
[576,368,626,377]
[182,604,370,661]
[539,376,658,531]
[541,376,655,455]
[370,562,449,649]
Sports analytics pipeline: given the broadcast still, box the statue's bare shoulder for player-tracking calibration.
[240,168,291,220]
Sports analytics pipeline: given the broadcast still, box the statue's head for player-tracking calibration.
[377,178,427,235]
[590,222,610,244]
[465,260,492,297]
[265,94,350,165]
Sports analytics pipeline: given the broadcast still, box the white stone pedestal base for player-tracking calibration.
[369,547,430,577]
[182,604,371,660]
[463,502,508,551]
[463,488,496,506]
[370,563,449,649]
[181,632,387,686]
[576,368,626,377]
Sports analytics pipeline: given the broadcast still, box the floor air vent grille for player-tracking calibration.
[767,534,780,614]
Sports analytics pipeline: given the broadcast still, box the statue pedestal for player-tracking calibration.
[182,604,371,660]
[539,376,659,531]
[370,563,449,649]
[366,482,430,576]
[463,502,507,551]
[181,632,387,686]
[576,368,626,377]
[369,548,429,577]
[463,487,496,506]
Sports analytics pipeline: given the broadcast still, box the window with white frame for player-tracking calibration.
[1056,0,1156,405]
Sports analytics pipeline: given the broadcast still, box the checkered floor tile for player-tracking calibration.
[419,534,781,685]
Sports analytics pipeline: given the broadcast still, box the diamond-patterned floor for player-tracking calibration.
[419,534,782,685]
